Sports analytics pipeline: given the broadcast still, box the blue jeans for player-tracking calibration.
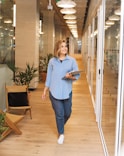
[49,92,72,134]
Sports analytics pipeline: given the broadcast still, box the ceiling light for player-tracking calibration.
[104,25,110,30]
[109,15,120,21]
[114,8,121,16]
[60,8,76,14]
[66,19,77,24]
[56,0,76,8]
[71,31,78,38]
[63,14,76,20]
[0,33,4,37]
[94,30,98,36]
[68,24,77,28]
[13,4,16,27]
[0,15,3,19]
[106,20,115,25]
[4,19,12,24]
[70,28,77,33]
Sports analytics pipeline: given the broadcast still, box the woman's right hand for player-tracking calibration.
[42,86,48,100]
[42,92,46,99]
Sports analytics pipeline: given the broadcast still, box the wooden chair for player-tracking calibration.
[0,109,24,141]
[5,85,32,119]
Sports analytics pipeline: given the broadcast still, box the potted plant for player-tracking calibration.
[14,63,38,87]
[39,53,53,82]
[0,112,8,140]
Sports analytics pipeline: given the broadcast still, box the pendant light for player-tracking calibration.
[0,15,3,19]
[66,19,77,24]
[67,24,77,28]
[109,15,120,21]
[60,8,76,14]
[63,14,76,20]
[56,0,76,8]
[4,19,12,24]
[114,8,121,16]
[106,20,115,25]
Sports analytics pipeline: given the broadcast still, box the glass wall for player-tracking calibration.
[102,0,120,155]
[82,16,97,108]
[115,0,124,155]
[82,0,124,155]
[82,31,88,73]
[0,0,15,66]
[92,17,97,103]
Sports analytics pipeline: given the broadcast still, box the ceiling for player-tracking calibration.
[0,0,121,41]
[0,0,89,41]
[39,0,89,40]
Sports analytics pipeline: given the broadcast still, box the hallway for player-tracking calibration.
[0,54,104,156]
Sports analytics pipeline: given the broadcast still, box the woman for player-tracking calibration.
[42,39,80,144]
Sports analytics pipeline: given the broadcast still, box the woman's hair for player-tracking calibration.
[54,39,67,58]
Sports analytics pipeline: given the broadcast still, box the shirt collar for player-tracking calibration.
[57,55,70,62]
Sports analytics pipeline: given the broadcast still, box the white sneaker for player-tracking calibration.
[57,134,64,144]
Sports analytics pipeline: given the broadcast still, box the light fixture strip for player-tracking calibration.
[13,4,16,27]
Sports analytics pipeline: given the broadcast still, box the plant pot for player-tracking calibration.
[41,72,47,82]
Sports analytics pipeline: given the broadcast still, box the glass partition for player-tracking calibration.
[115,1,124,155]
[121,99,124,154]
[82,31,88,72]
[102,0,120,155]
[88,17,97,107]
[82,17,97,107]
[92,16,97,104]
[87,25,91,85]
[0,0,15,66]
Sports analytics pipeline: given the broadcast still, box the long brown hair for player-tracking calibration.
[54,40,67,58]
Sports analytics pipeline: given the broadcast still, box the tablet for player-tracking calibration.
[62,70,83,80]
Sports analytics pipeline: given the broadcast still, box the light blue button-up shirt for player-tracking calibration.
[45,55,80,100]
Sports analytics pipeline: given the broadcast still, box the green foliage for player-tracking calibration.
[39,53,53,72]
[7,62,18,73]
[14,63,38,86]
[0,113,8,136]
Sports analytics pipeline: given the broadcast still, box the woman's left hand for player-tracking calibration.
[65,73,76,80]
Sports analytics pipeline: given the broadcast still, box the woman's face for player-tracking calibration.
[59,42,68,55]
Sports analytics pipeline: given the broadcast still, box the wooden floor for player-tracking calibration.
[0,54,104,156]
